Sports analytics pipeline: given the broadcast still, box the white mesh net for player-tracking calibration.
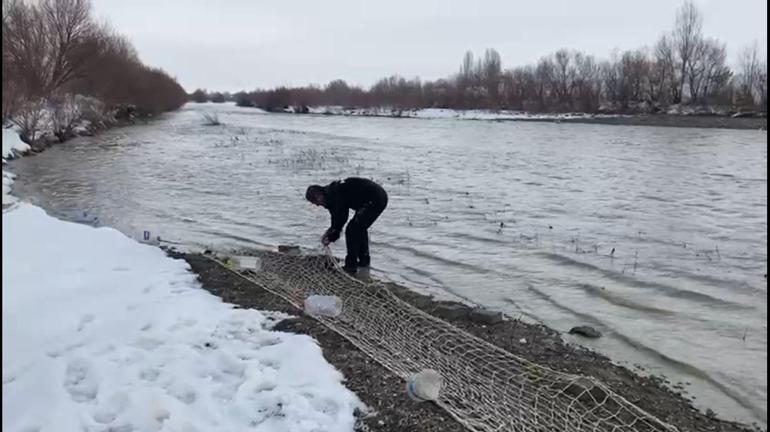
[214,249,678,432]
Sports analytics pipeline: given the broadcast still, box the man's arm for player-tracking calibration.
[325,202,348,242]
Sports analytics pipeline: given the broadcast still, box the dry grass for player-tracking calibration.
[201,111,222,126]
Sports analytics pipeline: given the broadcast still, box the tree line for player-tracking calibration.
[203,1,765,114]
[2,0,188,142]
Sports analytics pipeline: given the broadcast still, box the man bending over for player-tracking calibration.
[305,177,388,274]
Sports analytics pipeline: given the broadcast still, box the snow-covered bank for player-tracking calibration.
[2,204,362,432]
[2,127,31,161]
[3,170,19,206]
[303,105,623,120]
[256,105,765,129]
[2,127,31,206]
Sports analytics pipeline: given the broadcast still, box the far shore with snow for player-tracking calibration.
[225,103,769,130]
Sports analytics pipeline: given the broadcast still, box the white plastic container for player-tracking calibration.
[234,256,261,271]
[304,295,342,317]
[136,230,160,246]
[406,369,444,402]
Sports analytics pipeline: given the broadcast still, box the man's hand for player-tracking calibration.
[321,228,340,246]
[321,228,338,246]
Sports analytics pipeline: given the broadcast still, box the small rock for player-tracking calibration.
[433,303,470,320]
[468,308,504,325]
[412,296,434,309]
[569,326,602,339]
[706,408,717,418]
[278,245,300,254]
[518,338,527,344]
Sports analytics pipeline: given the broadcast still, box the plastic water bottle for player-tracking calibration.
[304,295,342,317]
[406,369,444,402]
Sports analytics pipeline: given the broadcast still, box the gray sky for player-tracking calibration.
[92,0,767,92]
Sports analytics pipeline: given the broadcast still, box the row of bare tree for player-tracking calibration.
[217,1,765,114]
[2,0,187,141]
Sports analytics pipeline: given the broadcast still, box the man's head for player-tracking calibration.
[305,185,325,206]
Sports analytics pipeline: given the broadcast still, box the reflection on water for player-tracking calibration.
[12,103,768,425]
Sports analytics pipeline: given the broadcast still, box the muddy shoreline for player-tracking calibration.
[173,251,763,432]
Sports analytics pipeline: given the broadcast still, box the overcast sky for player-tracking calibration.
[92,0,767,92]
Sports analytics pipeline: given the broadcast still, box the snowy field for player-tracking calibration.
[2,199,362,431]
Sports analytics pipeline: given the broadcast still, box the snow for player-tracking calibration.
[2,203,362,432]
[666,103,731,116]
[2,127,31,160]
[307,105,622,120]
[2,128,30,206]
[3,170,18,205]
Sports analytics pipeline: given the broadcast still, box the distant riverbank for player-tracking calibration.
[229,103,768,130]
[513,114,767,130]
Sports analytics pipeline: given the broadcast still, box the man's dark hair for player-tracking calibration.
[305,185,324,202]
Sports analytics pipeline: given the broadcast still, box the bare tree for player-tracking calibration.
[758,59,768,111]
[190,89,208,103]
[49,92,82,142]
[481,48,502,105]
[602,51,627,109]
[654,34,679,104]
[697,39,730,103]
[14,99,47,144]
[622,49,649,102]
[3,0,186,129]
[459,51,475,87]
[3,0,49,98]
[219,0,754,115]
[572,52,601,112]
[535,57,554,111]
[686,39,707,101]
[507,66,537,110]
[3,0,95,99]
[551,49,575,109]
[40,0,95,94]
[325,79,352,106]
[210,92,225,103]
[673,0,703,103]
[736,41,766,108]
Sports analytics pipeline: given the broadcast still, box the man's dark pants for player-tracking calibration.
[344,198,387,270]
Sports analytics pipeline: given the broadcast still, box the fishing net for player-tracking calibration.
[216,249,678,432]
